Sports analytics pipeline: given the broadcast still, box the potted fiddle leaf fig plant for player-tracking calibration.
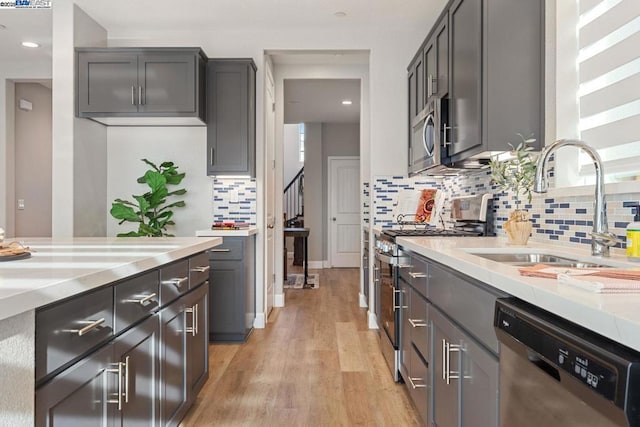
[489,134,537,245]
[110,159,187,237]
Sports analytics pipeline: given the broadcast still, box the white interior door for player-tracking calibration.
[265,65,276,317]
[328,157,360,268]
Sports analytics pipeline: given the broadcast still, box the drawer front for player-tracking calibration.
[400,255,428,298]
[428,262,503,353]
[207,238,244,261]
[409,287,430,361]
[189,252,210,287]
[36,286,114,381]
[160,259,190,305]
[114,270,160,333]
[408,344,430,425]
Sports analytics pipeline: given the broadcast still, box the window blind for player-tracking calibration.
[577,0,640,180]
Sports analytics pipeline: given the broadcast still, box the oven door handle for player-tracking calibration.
[375,252,395,265]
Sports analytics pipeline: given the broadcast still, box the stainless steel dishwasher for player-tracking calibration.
[494,298,640,427]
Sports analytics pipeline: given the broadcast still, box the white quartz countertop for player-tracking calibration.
[396,236,640,352]
[195,227,258,237]
[0,237,222,322]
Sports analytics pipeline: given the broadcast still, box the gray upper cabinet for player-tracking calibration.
[448,0,482,158]
[447,0,544,162]
[76,47,207,126]
[206,59,257,177]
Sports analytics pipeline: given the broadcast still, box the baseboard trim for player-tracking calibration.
[359,292,368,308]
[323,260,331,269]
[254,312,266,329]
[274,293,285,307]
[368,311,379,329]
[308,260,324,269]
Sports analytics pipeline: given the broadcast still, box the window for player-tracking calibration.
[298,123,305,162]
[576,0,640,183]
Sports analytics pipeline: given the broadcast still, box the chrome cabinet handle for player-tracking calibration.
[210,147,215,166]
[443,123,452,146]
[125,293,157,306]
[208,248,230,253]
[408,376,427,389]
[162,277,188,288]
[393,288,402,311]
[123,356,130,404]
[131,86,135,105]
[397,264,412,269]
[444,340,462,385]
[106,361,124,410]
[185,304,197,336]
[68,318,105,336]
[408,272,427,279]
[138,86,143,105]
[442,339,447,381]
[408,318,427,328]
[190,266,210,273]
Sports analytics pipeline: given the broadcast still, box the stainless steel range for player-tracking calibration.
[374,194,491,381]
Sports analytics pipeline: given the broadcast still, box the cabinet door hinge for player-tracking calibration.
[272,160,276,169]
[272,102,275,112]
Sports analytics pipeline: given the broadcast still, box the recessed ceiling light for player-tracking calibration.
[22,41,39,48]
[334,11,347,18]
[341,100,352,105]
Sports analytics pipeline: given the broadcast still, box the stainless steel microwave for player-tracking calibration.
[409,98,442,175]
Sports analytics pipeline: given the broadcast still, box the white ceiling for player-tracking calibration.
[0,9,52,65]
[0,1,440,121]
[284,79,361,124]
[72,0,440,33]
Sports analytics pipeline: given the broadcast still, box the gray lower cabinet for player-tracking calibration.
[206,59,256,177]
[160,282,209,427]
[208,235,255,341]
[35,252,210,427]
[399,249,502,427]
[76,47,207,125]
[430,306,499,427]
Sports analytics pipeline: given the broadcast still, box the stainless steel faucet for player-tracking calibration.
[534,139,619,257]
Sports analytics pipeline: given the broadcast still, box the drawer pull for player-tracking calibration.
[126,293,157,306]
[69,318,105,336]
[397,264,412,269]
[408,272,427,279]
[408,318,427,328]
[190,266,210,273]
[208,248,231,253]
[408,376,427,389]
[162,277,188,288]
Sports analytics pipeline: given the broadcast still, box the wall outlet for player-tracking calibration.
[17,199,25,210]
[230,190,239,203]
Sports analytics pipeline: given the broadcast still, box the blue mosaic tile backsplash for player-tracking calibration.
[372,170,640,250]
[212,178,257,225]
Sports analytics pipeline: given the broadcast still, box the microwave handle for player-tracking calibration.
[422,117,429,154]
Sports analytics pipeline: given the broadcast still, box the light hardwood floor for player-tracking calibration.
[180,267,421,426]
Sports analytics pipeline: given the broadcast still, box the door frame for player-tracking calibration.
[327,155,361,268]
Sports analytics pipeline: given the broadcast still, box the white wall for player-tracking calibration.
[51,3,107,237]
[106,127,211,237]
[283,123,303,188]
[321,123,359,260]
[303,123,323,262]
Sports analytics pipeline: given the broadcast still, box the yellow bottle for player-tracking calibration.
[626,209,640,260]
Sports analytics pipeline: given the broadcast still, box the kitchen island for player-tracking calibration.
[396,236,640,352]
[0,236,222,427]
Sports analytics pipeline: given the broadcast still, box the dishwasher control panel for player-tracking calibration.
[495,304,618,402]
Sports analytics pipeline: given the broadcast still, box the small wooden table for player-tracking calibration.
[284,227,310,286]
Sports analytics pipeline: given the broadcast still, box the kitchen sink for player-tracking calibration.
[470,252,613,268]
